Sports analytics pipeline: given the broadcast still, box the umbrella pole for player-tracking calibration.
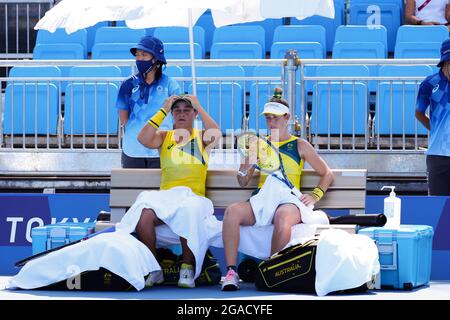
[187,8,199,130]
[188,8,197,96]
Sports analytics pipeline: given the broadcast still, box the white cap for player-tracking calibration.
[261,102,290,116]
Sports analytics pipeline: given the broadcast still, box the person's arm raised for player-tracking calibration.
[138,95,178,149]
[185,95,222,149]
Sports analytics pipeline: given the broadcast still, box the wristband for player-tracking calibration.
[148,108,168,129]
[311,186,325,202]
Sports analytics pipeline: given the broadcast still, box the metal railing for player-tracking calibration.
[0,0,54,58]
[0,57,437,153]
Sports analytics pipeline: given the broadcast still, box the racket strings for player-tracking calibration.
[237,134,281,173]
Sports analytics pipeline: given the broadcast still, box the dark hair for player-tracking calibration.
[154,62,163,81]
[269,87,289,108]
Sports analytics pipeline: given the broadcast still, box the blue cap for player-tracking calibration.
[130,35,166,64]
[437,38,450,67]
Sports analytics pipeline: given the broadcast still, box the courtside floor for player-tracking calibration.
[1,277,449,300]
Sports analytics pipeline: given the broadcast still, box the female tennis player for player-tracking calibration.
[221,87,334,291]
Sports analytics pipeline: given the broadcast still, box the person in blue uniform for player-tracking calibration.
[415,38,450,195]
[116,35,181,168]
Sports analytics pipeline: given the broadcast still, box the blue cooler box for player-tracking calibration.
[359,225,433,290]
[31,222,95,255]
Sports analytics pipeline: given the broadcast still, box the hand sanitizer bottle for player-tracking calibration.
[381,186,401,228]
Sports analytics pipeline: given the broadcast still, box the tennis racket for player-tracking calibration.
[237,131,302,198]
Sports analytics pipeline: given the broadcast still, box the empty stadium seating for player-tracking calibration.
[273,25,326,57]
[4,83,59,135]
[189,81,243,134]
[154,26,205,58]
[212,25,266,57]
[91,43,135,77]
[349,1,402,52]
[94,27,145,45]
[394,26,449,59]
[64,66,120,135]
[311,65,370,136]
[36,29,88,57]
[375,65,432,135]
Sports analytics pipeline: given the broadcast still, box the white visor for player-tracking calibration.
[261,102,290,115]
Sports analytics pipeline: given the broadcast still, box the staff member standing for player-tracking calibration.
[116,35,181,168]
[415,38,450,196]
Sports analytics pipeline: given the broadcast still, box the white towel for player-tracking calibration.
[315,229,380,296]
[116,186,222,279]
[7,231,158,291]
[223,174,329,259]
[249,174,329,226]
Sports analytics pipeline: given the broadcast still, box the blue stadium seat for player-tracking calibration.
[64,66,122,134]
[333,41,386,59]
[9,65,61,85]
[273,25,326,57]
[64,81,119,135]
[395,25,449,43]
[68,66,122,78]
[212,26,265,57]
[375,65,432,135]
[349,2,402,52]
[164,65,183,78]
[33,44,85,86]
[194,65,246,91]
[291,2,344,53]
[333,25,387,92]
[232,19,283,54]
[394,42,441,59]
[188,82,243,134]
[91,43,135,77]
[4,83,59,134]
[311,65,370,135]
[163,42,202,59]
[252,66,283,78]
[195,10,215,54]
[271,42,324,59]
[154,26,205,58]
[36,29,88,57]
[210,43,263,76]
[86,22,109,54]
[33,43,85,59]
[94,27,146,44]
[8,65,63,99]
[334,25,388,57]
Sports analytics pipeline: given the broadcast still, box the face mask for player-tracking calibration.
[136,60,155,75]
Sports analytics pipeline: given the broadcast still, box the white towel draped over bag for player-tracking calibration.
[227,174,330,260]
[117,186,222,279]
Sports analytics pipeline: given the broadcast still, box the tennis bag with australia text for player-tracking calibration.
[255,239,319,293]
[255,239,369,294]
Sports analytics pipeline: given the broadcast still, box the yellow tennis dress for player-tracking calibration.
[257,136,304,190]
[160,129,208,197]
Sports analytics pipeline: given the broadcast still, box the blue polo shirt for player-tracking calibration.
[116,73,181,158]
[416,70,450,157]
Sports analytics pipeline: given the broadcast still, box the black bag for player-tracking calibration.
[156,248,221,286]
[255,239,369,295]
[36,267,135,291]
[255,239,318,293]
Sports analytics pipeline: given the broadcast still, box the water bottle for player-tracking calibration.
[381,186,401,228]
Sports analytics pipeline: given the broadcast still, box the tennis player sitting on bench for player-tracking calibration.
[220,88,334,291]
[132,94,221,288]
